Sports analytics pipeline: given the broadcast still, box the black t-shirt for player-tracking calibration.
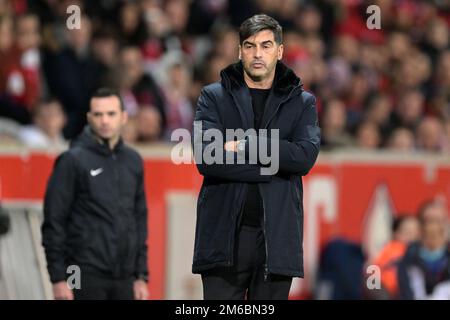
[241,88,271,227]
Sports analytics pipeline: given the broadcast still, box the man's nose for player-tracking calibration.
[100,115,109,125]
[254,46,263,59]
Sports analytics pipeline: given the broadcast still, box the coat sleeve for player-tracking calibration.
[134,157,149,281]
[246,93,321,176]
[41,152,77,283]
[397,258,415,299]
[193,87,271,182]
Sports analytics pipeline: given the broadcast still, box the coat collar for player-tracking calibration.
[220,61,303,130]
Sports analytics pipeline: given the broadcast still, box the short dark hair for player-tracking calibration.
[91,87,124,111]
[239,14,282,45]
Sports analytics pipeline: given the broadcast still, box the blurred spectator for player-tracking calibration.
[367,215,420,299]
[387,127,415,152]
[153,51,194,137]
[210,26,239,65]
[42,14,103,139]
[356,121,381,150]
[315,238,366,300]
[320,98,353,150]
[364,94,394,142]
[0,13,42,123]
[135,105,162,143]
[390,90,425,132]
[18,98,67,150]
[0,116,21,144]
[118,1,148,47]
[398,200,450,299]
[416,117,445,153]
[117,46,167,137]
[0,0,448,151]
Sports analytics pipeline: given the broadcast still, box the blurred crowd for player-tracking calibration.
[0,0,449,153]
[315,198,450,300]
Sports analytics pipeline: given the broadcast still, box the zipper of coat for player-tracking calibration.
[111,150,123,276]
[259,183,270,282]
[259,84,300,282]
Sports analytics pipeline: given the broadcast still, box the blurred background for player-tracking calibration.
[0,0,449,299]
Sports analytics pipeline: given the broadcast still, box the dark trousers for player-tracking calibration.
[73,272,134,300]
[201,225,292,300]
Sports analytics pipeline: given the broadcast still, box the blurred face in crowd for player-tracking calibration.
[394,216,420,244]
[388,128,415,151]
[388,32,411,61]
[436,51,450,85]
[165,0,189,33]
[417,117,443,152]
[426,18,448,50]
[16,14,41,51]
[420,203,449,251]
[296,6,321,34]
[239,29,283,86]
[215,29,239,63]
[334,35,359,63]
[367,95,392,126]
[92,35,119,67]
[398,91,424,125]
[357,122,381,149]
[136,106,161,142]
[34,101,66,138]
[0,16,13,52]
[88,95,128,142]
[323,99,347,133]
[120,2,140,34]
[67,15,91,53]
[120,47,144,88]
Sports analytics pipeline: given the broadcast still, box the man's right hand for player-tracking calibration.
[52,281,74,300]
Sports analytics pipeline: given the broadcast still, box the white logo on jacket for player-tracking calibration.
[90,168,103,177]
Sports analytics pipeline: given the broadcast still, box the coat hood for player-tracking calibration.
[220,60,303,95]
[70,126,124,155]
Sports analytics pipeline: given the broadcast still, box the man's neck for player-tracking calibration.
[96,135,119,150]
[244,70,275,89]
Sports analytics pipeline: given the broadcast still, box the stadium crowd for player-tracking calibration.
[0,0,449,152]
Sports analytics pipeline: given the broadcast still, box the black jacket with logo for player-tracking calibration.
[42,127,148,283]
[192,61,321,277]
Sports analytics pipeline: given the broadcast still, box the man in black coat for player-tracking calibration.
[192,14,321,299]
[42,88,149,300]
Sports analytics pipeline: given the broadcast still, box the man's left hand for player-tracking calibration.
[224,140,239,152]
[133,279,149,300]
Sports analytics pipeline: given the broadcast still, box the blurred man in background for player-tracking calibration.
[398,200,450,299]
[41,88,149,300]
[18,98,67,150]
[367,214,420,299]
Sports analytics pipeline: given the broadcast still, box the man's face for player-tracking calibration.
[87,96,127,140]
[239,29,283,82]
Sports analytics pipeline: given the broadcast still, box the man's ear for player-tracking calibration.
[238,45,242,60]
[122,111,129,125]
[278,44,284,60]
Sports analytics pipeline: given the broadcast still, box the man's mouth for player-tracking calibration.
[252,62,265,69]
